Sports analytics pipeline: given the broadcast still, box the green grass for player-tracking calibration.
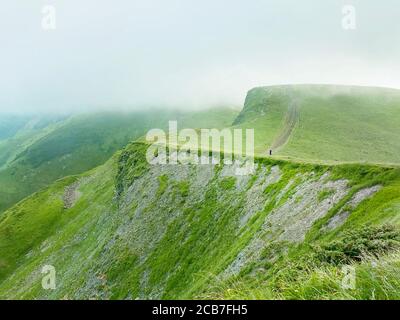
[219,177,236,190]
[318,189,336,202]
[0,176,73,280]
[201,250,400,300]
[0,142,399,299]
[234,85,400,164]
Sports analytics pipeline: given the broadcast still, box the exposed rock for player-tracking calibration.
[63,181,82,209]
[220,161,255,191]
[324,211,350,231]
[348,185,382,208]
[323,185,382,231]
[240,165,281,226]
[224,172,350,276]
[265,173,349,242]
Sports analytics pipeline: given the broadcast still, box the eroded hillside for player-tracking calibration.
[0,142,399,299]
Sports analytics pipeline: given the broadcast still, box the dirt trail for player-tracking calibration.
[271,88,299,151]
[63,181,82,209]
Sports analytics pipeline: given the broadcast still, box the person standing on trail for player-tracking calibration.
[269,149,272,156]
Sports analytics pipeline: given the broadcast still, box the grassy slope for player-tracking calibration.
[234,85,400,164]
[0,114,68,169]
[0,142,399,299]
[0,108,238,213]
[0,159,117,294]
[232,86,290,155]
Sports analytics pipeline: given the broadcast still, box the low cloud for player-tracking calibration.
[1,0,399,113]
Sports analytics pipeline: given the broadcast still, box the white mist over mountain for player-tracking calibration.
[1,0,400,113]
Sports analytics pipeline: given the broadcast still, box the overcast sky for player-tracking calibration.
[1,0,400,113]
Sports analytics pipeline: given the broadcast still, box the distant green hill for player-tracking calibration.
[0,108,238,213]
[0,114,68,169]
[233,85,400,165]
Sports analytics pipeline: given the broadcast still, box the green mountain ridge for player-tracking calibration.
[0,114,69,169]
[0,84,399,299]
[234,85,400,164]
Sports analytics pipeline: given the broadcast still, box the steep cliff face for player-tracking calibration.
[0,142,399,299]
